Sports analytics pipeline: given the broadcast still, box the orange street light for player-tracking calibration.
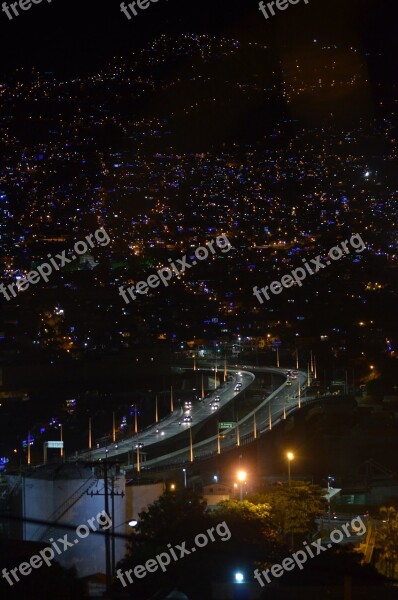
[237,470,247,501]
[287,452,294,484]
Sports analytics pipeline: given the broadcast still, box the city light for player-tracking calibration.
[237,470,247,482]
[287,452,294,485]
[237,470,247,501]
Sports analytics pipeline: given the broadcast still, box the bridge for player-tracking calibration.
[77,364,315,469]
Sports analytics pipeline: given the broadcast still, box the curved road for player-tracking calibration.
[140,365,309,468]
[78,365,311,467]
[79,368,255,461]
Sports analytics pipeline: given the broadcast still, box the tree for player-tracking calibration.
[118,491,213,598]
[211,499,284,562]
[250,481,326,546]
[117,491,286,599]
[133,489,209,544]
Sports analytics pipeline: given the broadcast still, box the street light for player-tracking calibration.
[235,572,244,584]
[237,470,246,501]
[327,475,334,532]
[287,452,294,485]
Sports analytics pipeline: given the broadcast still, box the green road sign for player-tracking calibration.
[219,422,237,430]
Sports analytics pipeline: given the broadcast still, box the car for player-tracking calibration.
[134,443,144,449]
[184,401,192,408]
[214,396,221,402]
[286,381,292,386]
[234,385,241,392]
[211,403,219,410]
[183,415,192,423]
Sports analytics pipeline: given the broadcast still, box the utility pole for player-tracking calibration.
[189,427,194,463]
[86,461,125,593]
[111,475,115,577]
[103,460,112,594]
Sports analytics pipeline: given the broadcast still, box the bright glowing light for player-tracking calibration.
[237,470,247,482]
[287,452,294,461]
[235,572,244,583]
[128,520,138,528]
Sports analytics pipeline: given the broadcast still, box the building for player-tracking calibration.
[3,463,164,577]
[203,483,232,508]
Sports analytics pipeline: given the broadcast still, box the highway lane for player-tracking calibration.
[78,364,313,467]
[78,368,256,461]
[138,366,309,468]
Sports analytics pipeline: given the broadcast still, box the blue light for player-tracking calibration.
[235,572,244,583]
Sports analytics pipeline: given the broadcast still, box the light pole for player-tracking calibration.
[237,470,246,501]
[287,452,294,485]
[327,475,334,532]
[60,424,63,459]
[182,468,187,489]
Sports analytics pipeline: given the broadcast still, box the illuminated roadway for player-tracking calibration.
[78,365,312,467]
[140,365,309,469]
[79,368,255,461]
